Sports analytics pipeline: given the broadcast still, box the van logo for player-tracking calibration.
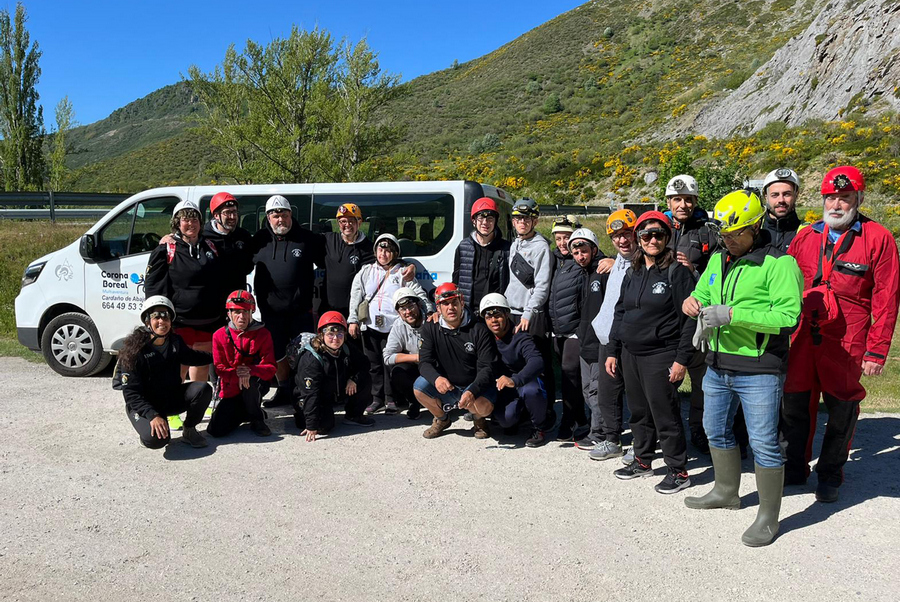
[590,281,601,292]
[55,260,74,281]
[292,249,302,258]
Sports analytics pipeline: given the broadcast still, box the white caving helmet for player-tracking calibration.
[172,199,201,216]
[392,287,420,310]
[567,227,599,251]
[665,174,699,197]
[479,293,511,317]
[140,295,176,324]
[265,195,291,213]
[762,168,801,196]
[375,232,401,253]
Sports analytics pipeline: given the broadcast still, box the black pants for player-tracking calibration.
[127,381,212,449]
[510,312,555,410]
[206,377,268,437]
[781,391,860,486]
[596,345,625,443]
[390,363,421,412]
[621,348,687,471]
[362,329,392,405]
[555,336,586,430]
[294,372,373,431]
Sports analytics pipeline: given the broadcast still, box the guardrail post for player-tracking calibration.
[48,190,56,224]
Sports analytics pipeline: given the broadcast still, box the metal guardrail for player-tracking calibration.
[0,191,129,222]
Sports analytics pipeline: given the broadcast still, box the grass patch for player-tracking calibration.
[0,337,43,363]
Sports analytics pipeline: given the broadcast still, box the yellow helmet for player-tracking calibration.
[606,209,637,235]
[713,190,765,233]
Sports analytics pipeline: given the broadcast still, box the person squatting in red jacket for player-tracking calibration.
[208,290,278,438]
[782,166,900,503]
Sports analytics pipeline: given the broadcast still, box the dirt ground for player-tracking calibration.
[1,357,898,601]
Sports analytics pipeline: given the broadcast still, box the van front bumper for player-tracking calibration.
[17,327,40,351]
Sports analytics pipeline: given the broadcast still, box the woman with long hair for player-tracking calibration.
[605,211,695,494]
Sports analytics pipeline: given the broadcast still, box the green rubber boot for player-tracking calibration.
[741,464,784,547]
[685,446,741,510]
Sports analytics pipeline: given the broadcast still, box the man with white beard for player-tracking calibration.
[781,166,900,503]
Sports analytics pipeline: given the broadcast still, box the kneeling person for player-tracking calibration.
[208,291,277,438]
[481,293,553,447]
[415,283,500,439]
[383,287,427,419]
[293,312,375,441]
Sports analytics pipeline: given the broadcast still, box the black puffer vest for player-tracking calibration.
[549,253,584,336]
[456,232,510,312]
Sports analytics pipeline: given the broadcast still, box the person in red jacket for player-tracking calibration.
[782,166,900,503]
[207,290,278,438]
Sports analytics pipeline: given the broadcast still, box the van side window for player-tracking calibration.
[197,194,312,235]
[313,193,455,257]
[98,196,181,258]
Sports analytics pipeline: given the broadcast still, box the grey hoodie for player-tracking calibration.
[505,232,552,321]
[382,299,426,367]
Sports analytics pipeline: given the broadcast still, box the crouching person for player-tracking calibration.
[383,287,426,419]
[119,296,212,449]
[480,293,554,447]
[415,283,500,439]
[293,312,375,441]
[208,291,277,438]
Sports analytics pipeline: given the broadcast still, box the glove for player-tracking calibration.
[692,312,711,353]
[702,305,732,328]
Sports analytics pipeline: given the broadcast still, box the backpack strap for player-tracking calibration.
[205,239,219,257]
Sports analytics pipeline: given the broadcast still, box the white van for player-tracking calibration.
[15,180,514,377]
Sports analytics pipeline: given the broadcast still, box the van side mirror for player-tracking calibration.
[79,233,99,263]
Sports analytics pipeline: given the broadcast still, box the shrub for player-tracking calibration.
[543,94,563,114]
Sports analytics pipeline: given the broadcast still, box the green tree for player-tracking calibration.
[542,93,563,114]
[49,96,76,191]
[0,3,44,191]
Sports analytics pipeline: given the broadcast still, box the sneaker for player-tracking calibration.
[654,468,691,494]
[815,483,839,503]
[556,424,575,442]
[614,460,654,480]
[463,411,475,422]
[574,436,599,451]
[344,414,376,427]
[384,401,400,415]
[181,426,207,448]
[525,429,547,448]
[590,440,624,461]
[364,400,384,415]
[621,447,635,465]
[263,386,292,408]
[167,414,184,431]
[251,421,272,437]
[473,416,490,439]
[423,415,451,439]
[407,406,421,420]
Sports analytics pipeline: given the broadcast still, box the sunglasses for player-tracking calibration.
[322,326,345,337]
[482,308,508,318]
[149,311,171,321]
[719,226,750,242]
[638,229,667,242]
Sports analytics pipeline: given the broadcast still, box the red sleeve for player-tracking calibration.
[250,328,278,381]
[865,229,900,364]
[212,328,236,376]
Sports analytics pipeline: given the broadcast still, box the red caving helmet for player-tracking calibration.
[435,282,462,303]
[317,311,348,331]
[633,210,673,237]
[470,197,499,218]
[225,290,256,312]
[821,166,865,195]
[210,192,238,215]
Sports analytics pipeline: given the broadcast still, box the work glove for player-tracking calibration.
[702,305,732,328]
[692,312,711,353]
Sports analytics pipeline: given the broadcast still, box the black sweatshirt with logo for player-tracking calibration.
[418,311,500,398]
[252,220,324,314]
[321,232,375,313]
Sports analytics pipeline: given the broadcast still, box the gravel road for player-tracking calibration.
[1,357,898,601]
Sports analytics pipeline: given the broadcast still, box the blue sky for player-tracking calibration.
[23,0,583,128]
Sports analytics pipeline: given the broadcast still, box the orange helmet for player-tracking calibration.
[336,203,363,219]
[606,209,637,235]
[318,311,348,331]
[225,290,256,312]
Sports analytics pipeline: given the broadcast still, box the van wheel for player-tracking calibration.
[41,312,112,377]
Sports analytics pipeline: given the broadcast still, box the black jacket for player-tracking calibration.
[607,261,696,365]
[322,232,375,313]
[667,208,718,276]
[145,234,224,329]
[121,334,212,420]
[453,231,510,314]
[294,342,369,431]
[762,211,802,253]
[202,221,254,298]
[252,220,324,315]
[495,328,543,387]
[577,257,607,362]
[419,311,500,398]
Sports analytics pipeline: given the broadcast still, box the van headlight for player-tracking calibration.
[21,261,46,287]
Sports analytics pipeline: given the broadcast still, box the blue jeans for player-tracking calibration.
[702,368,784,468]
[413,376,497,412]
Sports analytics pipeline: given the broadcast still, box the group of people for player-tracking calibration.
[118,165,899,547]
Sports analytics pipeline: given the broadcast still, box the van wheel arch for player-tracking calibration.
[40,310,112,377]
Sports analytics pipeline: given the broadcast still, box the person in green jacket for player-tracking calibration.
[682,190,803,547]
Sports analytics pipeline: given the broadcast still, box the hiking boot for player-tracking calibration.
[589,440,624,461]
[574,436,599,451]
[344,414,376,427]
[181,426,207,448]
[621,447,635,465]
[365,400,384,415]
[463,411,475,422]
[655,468,691,494]
[384,401,400,415]
[251,421,272,437]
[525,430,547,448]
[614,460,654,480]
[167,414,184,431]
[473,416,490,439]
[423,415,451,439]
[815,482,839,503]
[263,386,292,408]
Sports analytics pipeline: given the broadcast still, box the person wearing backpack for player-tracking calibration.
[117,296,213,450]
[605,211,695,494]
[207,291,277,438]
[293,312,376,442]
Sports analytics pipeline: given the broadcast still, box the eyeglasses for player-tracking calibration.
[482,308,507,318]
[322,326,345,337]
[219,208,239,217]
[719,227,750,242]
[337,218,357,226]
[638,229,667,242]
[397,301,417,312]
[512,215,534,222]
[474,212,497,222]
[149,311,171,321]
[611,231,633,240]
